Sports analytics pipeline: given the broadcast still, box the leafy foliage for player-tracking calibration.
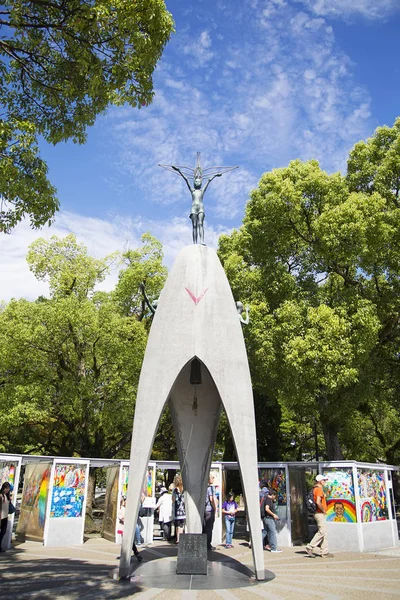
[0,233,167,458]
[0,0,174,232]
[218,118,400,462]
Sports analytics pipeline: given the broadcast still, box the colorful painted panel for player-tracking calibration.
[258,468,287,506]
[50,464,86,518]
[357,469,388,521]
[121,466,129,497]
[146,465,155,497]
[102,465,120,541]
[120,464,156,499]
[322,469,357,523]
[16,462,51,541]
[0,462,16,488]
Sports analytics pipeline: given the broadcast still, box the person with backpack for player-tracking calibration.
[262,489,282,553]
[305,474,334,558]
[203,473,218,550]
[259,486,270,550]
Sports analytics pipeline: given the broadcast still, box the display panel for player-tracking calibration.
[120,463,156,499]
[16,462,51,541]
[102,465,120,541]
[322,468,357,523]
[258,468,287,521]
[258,468,287,506]
[357,469,388,521]
[50,464,87,518]
[0,461,16,488]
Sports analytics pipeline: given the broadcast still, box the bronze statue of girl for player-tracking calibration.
[159,153,237,245]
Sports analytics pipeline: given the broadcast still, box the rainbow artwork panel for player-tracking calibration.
[326,498,357,522]
[258,468,287,506]
[120,464,156,500]
[121,466,129,497]
[322,468,357,523]
[361,501,373,522]
[50,464,86,518]
[16,462,52,541]
[357,469,388,521]
[146,465,155,497]
[0,462,15,487]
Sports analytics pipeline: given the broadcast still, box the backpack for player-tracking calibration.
[306,487,317,514]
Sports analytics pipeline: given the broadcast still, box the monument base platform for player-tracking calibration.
[110,549,274,590]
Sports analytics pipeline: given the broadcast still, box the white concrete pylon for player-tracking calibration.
[119,245,265,580]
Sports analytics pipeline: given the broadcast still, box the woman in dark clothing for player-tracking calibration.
[0,482,11,552]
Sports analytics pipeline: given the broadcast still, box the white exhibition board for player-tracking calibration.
[117,461,156,544]
[43,459,89,547]
[0,454,22,550]
[210,463,222,546]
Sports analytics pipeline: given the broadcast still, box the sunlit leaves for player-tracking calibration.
[218,119,400,460]
[0,1,174,231]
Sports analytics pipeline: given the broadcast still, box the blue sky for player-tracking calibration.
[2,0,400,300]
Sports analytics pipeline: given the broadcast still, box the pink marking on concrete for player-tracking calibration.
[185,287,209,305]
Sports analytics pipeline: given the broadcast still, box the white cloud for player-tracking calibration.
[85,0,379,245]
[299,0,400,21]
[0,212,232,302]
[182,30,214,66]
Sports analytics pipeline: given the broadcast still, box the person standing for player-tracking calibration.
[259,485,270,550]
[222,492,238,548]
[155,487,173,541]
[262,489,282,553]
[203,473,217,550]
[172,474,186,544]
[117,496,143,563]
[0,482,11,552]
[306,474,334,558]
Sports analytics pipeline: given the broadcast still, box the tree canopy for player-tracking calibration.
[218,118,400,463]
[0,233,167,458]
[0,0,174,232]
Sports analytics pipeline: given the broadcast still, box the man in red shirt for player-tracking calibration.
[306,474,334,558]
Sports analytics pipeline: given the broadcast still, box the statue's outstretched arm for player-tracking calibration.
[236,301,250,325]
[203,173,222,194]
[172,166,193,192]
[241,305,250,325]
[140,282,156,315]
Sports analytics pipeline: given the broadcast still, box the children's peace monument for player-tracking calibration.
[119,155,265,580]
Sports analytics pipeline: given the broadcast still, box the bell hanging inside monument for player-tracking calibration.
[189,357,202,385]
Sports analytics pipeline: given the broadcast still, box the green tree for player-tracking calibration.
[0,233,166,458]
[0,232,168,530]
[219,119,400,461]
[113,232,167,319]
[0,0,174,232]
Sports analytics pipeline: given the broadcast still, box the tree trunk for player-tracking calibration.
[84,467,97,533]
[321,419,344,460]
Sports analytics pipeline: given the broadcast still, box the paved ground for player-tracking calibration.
[1,538,400,600]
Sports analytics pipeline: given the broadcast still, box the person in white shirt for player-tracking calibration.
[155,487,173,541]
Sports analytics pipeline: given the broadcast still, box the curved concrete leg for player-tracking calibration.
[119,397,166,578]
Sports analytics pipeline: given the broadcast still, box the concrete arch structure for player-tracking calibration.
[119,245,265,580]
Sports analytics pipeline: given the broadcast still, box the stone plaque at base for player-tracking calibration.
[176,533,208,575]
